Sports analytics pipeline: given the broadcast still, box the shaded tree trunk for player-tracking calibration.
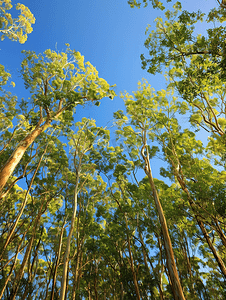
[124,214,141,300]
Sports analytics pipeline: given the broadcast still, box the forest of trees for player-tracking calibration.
[1,0,226,299]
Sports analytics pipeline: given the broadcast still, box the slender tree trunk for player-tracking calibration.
[125,215,141,300]
[21,232,42,300]
[0,230,27,300]
[8,200,45,300]
[9,233,35,300]
[88,282,92,300]
[214,220,226,248]
[138,228,165,300]
[94,260,99,300]
[0,147,47,261]
[50,219,66,300]
[178,230,197,298]
[141,131,186,300]
[146,169,185,300]
[76,250,84,297]
[165,135,226,279]
[72,238,84,300]
[175,171,226,278]
[59,156,82,300]
[157,235,167,298]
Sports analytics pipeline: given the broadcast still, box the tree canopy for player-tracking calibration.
[0,0,35,43]
[1,0,226,299]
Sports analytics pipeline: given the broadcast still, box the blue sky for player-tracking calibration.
[1,0,214,123]
[2,0,161,123]
[1,0,215,176]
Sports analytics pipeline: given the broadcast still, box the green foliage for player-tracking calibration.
[20,46,115,118]
[0,0,35,43]
[1,0,226,299]
[141,3,226,137]
[128,0,171,10]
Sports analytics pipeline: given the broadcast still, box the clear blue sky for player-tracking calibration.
[2,0,162,124]
[1,0,214,123]
[1,0,215,174]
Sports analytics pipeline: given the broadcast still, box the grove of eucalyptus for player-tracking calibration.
[1,0,226,299]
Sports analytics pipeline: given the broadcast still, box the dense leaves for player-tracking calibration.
[1,0,226,299]
[0,0,35,43]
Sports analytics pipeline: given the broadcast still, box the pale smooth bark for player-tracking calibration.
[0,102,73,196]
[8,198,46,300]
[0,118,50,194]
[141,130,186,300]
[50,219,66,300]
[167,145,226,279]
[59,155,82,300]
[0,147,46,261]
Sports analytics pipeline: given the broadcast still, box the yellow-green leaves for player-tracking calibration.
[0,0,35,43]
[142,2,226,138]
[21,47,116,116]
[128,0,166,10]
[0,63,11,88]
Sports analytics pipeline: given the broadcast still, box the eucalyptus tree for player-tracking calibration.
[0,118,113,300]
[0,40,115,298]
[89,138,185,299]
[114,78,226,298]
[2,0,226,298]
[0,45,115,196]
[0,133,68,300]
[114,97,185,299]
[138,0,226,279]
[59,118,110,300]
[141,2,226,138]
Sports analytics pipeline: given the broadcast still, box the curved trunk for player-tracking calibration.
[0,120,50,195]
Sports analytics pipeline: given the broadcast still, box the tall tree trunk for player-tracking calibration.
[165,134,226,279]
[0,229,28,300]
[9,233,35,300]
[50,219,66,300]
[124,215,141,300]
[0,118,50,194]
[141,130,186,300]
[8,199,45,300]
[172,160,226,279]
[21,230,42,300]
[0,147,47,261]
[59,155,82,300]
[72,236,85,300]
[0,102,69,195]
[94,259,99,300]
[138,228,165,300]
